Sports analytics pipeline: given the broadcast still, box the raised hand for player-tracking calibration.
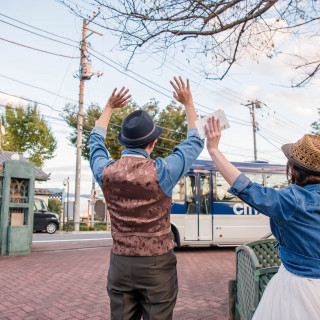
[205,116,221,152]
[170,77,193,107]
[107,87,131,109]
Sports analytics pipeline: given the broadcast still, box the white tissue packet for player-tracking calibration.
[195,109,230,139]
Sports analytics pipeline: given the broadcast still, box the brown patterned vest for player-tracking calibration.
[101,156,174,256]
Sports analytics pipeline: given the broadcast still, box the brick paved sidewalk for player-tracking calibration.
[0,242,235,320]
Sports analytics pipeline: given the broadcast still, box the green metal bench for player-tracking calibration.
[229,239,281,320]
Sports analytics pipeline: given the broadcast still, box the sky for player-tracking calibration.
[0,0,319,214]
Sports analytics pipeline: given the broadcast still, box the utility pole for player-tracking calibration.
[74,19,87,232]
[243,101,262,161]
[74,11,102,231]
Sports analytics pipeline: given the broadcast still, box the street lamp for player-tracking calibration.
[63,177,69,230]
[243,100,262,161]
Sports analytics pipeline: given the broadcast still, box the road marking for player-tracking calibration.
[33,238,112,243]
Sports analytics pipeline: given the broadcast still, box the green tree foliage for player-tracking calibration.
[48,198,63,220]
[311,108,320,135]
[63,100,187,160]
[2,105,57,167]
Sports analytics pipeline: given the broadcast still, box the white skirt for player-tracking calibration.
[252,265,320,320]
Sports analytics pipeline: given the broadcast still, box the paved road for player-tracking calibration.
[0,235,235,320]
[32,232,112,243]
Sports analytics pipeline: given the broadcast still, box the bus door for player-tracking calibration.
[198,174,212,240]
[213,172,267,244]
[184,175,197,240]
[184,174,212,241]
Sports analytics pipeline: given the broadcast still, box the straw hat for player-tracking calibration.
[281,134,320,174]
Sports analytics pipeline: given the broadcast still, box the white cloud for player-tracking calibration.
[0,93,26,107]
[295,107,318,117]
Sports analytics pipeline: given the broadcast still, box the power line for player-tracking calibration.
[257,132,282,151]
[73,2,252,104]
[62,0,308,139]
[0,18,78,48]
[0,91,183,140]
[0,12,79,44]
[0,93,285,161]
[258,127,289,144]
[0,91,247,151]
[0,61,288,150]
[53,46,80,106]
[0,74,78,103]
[0,73,288,150]
[89,50,295,146]
[262,103,306,133]
[0,103,70,127]
[89,50,252,127]
[0,37,79,59]
[0,91,62,113]
[1,4,253,129]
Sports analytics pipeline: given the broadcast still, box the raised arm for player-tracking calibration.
[205,116,241,185]
[205,117,296,221]
[89,87,131,187]
[157,77,204,196]
[96,87,131,130]
[170,76,197,129]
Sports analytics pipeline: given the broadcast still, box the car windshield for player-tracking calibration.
[42,201,49,211]
[34,199,49,211]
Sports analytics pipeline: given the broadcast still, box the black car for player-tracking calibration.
[34,198,60,234]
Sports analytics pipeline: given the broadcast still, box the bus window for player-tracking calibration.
[200,176,210,214]
[186,176,196,214]
[266,174,288,190]
[245,173,263,185]
[216,173,240,201]
[215,172,263,201]
[172,178,185,201]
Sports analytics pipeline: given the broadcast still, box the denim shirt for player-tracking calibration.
[89,126,204,197]
[229,173,320,278]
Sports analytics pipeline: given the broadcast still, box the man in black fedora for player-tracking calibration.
[89,77,204,320]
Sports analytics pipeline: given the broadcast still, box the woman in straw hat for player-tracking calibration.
[205,117,320,320]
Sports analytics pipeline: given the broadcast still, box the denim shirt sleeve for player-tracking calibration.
[89,126,115,188]
[229,173,298,222]
[155,128,204,197]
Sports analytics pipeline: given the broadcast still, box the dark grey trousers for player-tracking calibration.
[107,250,178,320]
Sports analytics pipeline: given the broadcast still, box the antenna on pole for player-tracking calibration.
[241,100,263,161]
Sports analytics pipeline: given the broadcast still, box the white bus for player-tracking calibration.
[170,160,287,247]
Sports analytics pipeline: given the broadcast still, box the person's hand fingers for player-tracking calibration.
[111,88,117,97]
[117,86,125,96]
[120,99,129,108]
[116,96,131,109]
[205,124,210,137]
[120,94,131,104]
[119,89,129,99]
[173,92,178,100]
[208,116,214,134]
[179,76,185,88]
[174,76,182,89]
[170,80,179,93]
[216,118,221,135]
[187,79,190,90]
[211,116,217,133]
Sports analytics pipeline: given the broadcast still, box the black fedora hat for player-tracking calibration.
[118,110,163,148]
[281,134,320,174]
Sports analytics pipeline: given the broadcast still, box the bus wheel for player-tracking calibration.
[171,227,180,247]
[171,231,176,246]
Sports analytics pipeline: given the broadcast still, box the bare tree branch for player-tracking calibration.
[59,0,320,86]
